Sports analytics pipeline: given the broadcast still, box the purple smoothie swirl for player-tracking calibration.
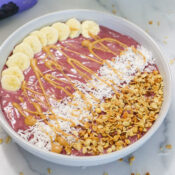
[0,0,37,20]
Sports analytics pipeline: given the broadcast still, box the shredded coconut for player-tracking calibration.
[17,46,155,150]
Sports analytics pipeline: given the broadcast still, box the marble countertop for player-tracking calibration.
[0,0,175,174]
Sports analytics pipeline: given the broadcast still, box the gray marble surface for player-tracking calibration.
[0,0,175,174]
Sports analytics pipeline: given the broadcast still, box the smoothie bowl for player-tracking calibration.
[0,10,172,166]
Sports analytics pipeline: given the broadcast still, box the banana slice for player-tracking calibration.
[82,20,100,38]
[2,67,24,82]
[30,30,47,47]
[40,26,58,45]
[66,18,81,38]
[23,35,42,54]
[1,75,21,91]
[52,22,70,41]
[13,42,34,59]
[6,52,30,71]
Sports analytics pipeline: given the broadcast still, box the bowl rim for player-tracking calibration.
[0,9,172,166]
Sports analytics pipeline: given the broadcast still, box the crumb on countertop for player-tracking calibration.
[163,40,167,44]
[165,144,172,150]
[103,172,108,175]
[5,135,11,144]
[19,172,24,175]
[145,29,149,33]
[128,156,135,165]
[148,20,153,25]
[47,168,52,174]
[157,21,160,26]
[118,158,123,162]
[170,58,175,65]
[0,138,3,144]
[112,9,117,14]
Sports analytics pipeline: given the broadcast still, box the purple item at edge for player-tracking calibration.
[0,0,37,12]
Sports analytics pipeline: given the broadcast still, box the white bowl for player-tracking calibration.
[0,9,172,166]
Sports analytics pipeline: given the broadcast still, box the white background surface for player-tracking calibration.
[0,0,175,174]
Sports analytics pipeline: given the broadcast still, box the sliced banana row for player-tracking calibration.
[1,67,24,91]
[1,19,100,91]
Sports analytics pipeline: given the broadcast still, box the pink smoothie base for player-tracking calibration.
[0,26,158,156]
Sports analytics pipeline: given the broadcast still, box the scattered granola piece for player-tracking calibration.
[47,168,52,174]
[160,146,163,151]
[145,172,150,175]
[103,172,108,175]
[112,9,117,14]
[148,21,153,25]
[129,156,135,165]
[157,21,160,26]
[131,173,135,175]
[19,172,24,175]
[72,71,163,155]
[118,158,123,162]
[5,135,11,144]
[145,29,149,33]
[165,144,172,150]
[0,138,3,144]
[170,58,175,65]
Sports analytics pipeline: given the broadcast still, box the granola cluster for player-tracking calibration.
[71,70,163,155]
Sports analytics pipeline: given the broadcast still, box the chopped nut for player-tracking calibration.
[170,58,175,65]
[82,146,87,154]
[97,145,104,153]
[107,148,113,153]
[51,143,63,153]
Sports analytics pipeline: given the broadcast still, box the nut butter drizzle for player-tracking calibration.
[12,34,146,151]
